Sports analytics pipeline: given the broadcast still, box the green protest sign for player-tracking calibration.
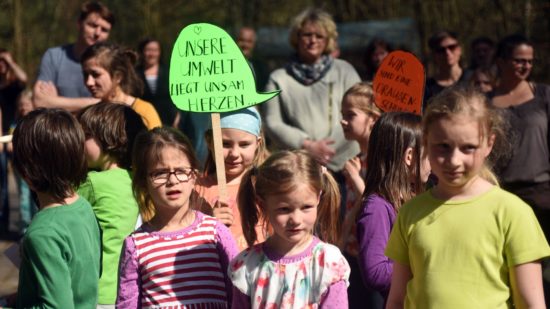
[169,23,279,112]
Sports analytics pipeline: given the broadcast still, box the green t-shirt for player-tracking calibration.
[78,168,139,305]
[17,196,101,308]
[386,186,550,308]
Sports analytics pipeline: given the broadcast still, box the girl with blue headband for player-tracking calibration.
[195,106,270,251]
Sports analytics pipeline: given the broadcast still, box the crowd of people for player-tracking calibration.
[0,1,549,308]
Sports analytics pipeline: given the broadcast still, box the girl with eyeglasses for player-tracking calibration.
[491,35,550,279]
[424,30,467,108]
[117,127,238,308]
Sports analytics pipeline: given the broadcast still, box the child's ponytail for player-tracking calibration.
[316,169,341,245]
[237,167,260,247]
[243,150,341,247]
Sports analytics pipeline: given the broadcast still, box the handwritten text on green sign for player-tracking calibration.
[169,23,279,112]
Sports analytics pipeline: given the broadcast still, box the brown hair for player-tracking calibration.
[81,42,143,97]
[289,8,338,54]
[132,127,200,222]
[78,102,147,170]
[423,87,509,185]
[0,48,23,86]
[361,112,424,212]
[428,30,460,51]
[79,1,115,26]
[238,150,341,247]
[363,38,393,80]
[137,38,163,67]
[494,34,532,61]
[13,108,87,204]
[342,82,383,116]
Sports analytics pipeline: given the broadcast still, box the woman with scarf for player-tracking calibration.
[263,8,360,175]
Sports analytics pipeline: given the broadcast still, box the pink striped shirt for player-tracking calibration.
[117,211,238,309]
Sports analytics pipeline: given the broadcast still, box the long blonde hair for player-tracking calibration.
[342,82,382,116]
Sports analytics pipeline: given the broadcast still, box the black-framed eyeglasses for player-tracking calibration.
[300,31,326,41]
[511,58,533,66]
[149,168,196,185]
[435,43,459,54]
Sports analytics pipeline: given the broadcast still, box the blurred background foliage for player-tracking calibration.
[0,0,548,83]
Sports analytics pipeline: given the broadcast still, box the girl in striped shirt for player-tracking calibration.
[116,127,238,309]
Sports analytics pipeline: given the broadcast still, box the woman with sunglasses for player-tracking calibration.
[423,30,467,108]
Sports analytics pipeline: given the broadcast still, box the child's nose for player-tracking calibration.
[448,149,461,166]
[228,147,239,157]
[288,211,301,224]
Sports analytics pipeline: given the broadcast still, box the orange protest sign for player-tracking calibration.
[373,51,425,115]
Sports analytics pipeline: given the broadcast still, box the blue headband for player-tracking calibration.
[217,107,262,137]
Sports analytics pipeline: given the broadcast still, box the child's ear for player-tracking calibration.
[485,133,496,157]
[256,196,264,209]
[113,72,123,85]
[403,147,414,167]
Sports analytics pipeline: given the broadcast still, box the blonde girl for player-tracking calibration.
[340,82,382,208]
[117,127,238,308]
[339,82,383,307]
[195,107,269,250]
[356,112,430,302]
[385,88,550,308]
[229,150,350,308]
[81,42,161,129]
[339,82,382,249]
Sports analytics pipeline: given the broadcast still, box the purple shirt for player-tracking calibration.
[231,237,349,308]
[356,194,396,299]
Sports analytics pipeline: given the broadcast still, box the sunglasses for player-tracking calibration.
[435,43,459,54]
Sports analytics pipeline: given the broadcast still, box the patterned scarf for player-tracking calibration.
[286,54,334,85]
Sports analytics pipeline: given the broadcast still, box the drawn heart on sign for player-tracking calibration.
[194,26,201,35]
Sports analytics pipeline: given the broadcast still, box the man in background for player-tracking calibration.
[33,1,114,112]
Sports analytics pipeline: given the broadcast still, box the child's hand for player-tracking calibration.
[213,200,234,226]
[343,157,365,194]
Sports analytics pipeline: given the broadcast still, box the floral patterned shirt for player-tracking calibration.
[228,237,350,309]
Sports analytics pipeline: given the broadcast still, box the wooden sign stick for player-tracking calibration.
[210,113,227,203]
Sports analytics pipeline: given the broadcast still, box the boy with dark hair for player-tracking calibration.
[77,102,146,306]
[12,108,101,308]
